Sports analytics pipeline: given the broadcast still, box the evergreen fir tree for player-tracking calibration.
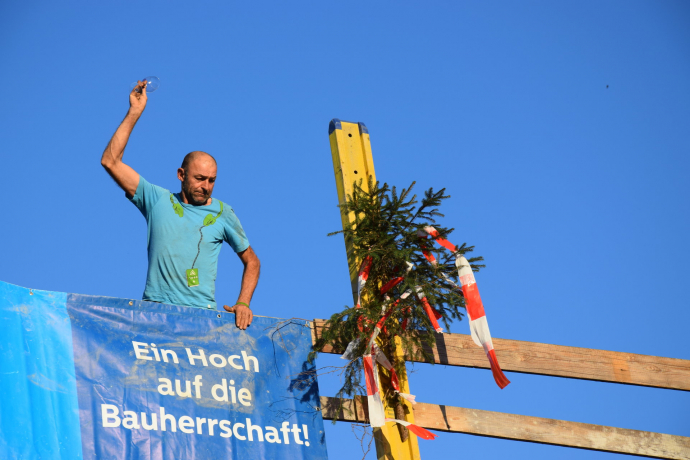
[310,178,484,430]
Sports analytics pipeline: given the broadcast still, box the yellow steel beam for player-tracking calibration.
[328,119,376,299]
[328,119,422,460]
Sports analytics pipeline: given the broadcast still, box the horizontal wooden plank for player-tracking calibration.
[320,394,369,423]
[320,396,690,459]
[312,319,690,391]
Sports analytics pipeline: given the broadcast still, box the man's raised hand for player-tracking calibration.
[129,80,148,115]
[100,80,146,198]
[224,304,253,330]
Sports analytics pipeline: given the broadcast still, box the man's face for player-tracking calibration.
[177,157,217,206]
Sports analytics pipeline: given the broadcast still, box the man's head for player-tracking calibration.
[178,151,218,206]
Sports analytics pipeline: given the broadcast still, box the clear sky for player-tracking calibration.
[1,1,689,458]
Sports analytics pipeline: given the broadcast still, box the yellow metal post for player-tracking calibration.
[328,119,422,460]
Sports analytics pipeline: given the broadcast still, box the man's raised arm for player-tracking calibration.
[101,81,148,198]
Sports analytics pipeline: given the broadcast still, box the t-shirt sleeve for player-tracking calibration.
[223,208,250,253]
[128,176,168,219]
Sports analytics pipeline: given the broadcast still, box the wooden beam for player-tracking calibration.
[312,319,690,391]
[320,396,690,459]
[320,394,369,423]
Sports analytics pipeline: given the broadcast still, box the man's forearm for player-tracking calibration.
[227,247,260,329]
[236,259,260,306]
[101,110,141,168]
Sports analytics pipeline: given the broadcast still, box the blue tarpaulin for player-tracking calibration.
[0,280,328,459]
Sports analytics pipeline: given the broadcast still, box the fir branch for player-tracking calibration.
[312,179,484,413]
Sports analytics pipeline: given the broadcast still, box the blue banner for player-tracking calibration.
[0,280,328,460]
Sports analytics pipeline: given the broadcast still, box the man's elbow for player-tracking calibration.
[250,254,261,270]
[101,156,114,171]
[239,247,261,272]
[248,251,261,270]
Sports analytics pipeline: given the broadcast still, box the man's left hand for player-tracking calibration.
[224,304,253,330]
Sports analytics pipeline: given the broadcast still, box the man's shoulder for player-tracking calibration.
[216,199,239,220]
[129,176,172,214]
[140,176,171,195]
[213,198,248,250]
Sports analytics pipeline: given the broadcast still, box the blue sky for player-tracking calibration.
[1,1,689,458]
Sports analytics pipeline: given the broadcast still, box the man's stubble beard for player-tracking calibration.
[182,177,211,206]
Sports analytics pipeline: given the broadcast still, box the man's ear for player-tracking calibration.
[177,168,185,182]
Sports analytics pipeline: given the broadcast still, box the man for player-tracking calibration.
[101,80,259,330]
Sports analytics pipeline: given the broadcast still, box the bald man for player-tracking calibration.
[100,80,260,329]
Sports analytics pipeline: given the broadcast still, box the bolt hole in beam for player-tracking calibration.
[348,133,352,137]
[354,170,358,174]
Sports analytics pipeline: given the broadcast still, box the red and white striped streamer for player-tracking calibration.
[417,228,463,304]
[356,256,373,309]
[363,348,425,433]
[414,286,444,333]
[421,226,510,389]
[456,255,510,389]
[363,353,386,427]
[374,345,416,404]
[357,284,425,434]
[365,290,417,405]
[366,290,412,352]
[363,348,418,427]
[384,419,438,440]
[345,223,512,437]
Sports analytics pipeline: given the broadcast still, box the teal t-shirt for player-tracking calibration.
[129,176,250,310]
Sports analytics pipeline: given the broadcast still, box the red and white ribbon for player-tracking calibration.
[344,224,510,439]
[414,286,444,333]
[344,261,414,360]
[363,349,427,436]
[368,289,413,349]
[374,345,416,405]
[358,285,424,434]
[384,419,438,440]
[421,226,510,389]
[363,348,417,427]
[417,228,462,312]
[363,353,386,427]
[456,255,510,389]
[365,291,417,405]
[356,256,373,309]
